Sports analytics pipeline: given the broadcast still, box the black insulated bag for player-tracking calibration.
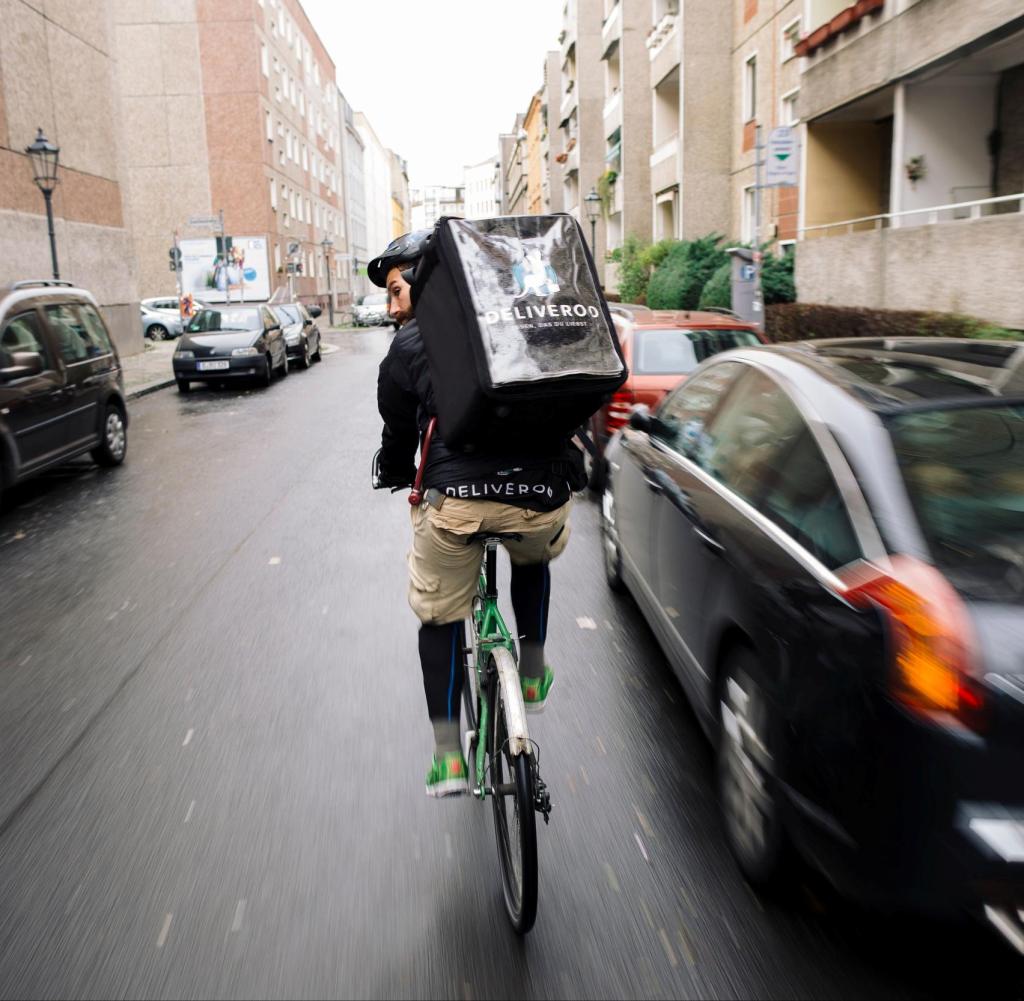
[410,214,628,451]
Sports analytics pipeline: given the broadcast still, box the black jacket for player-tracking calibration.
[376,320,586,511]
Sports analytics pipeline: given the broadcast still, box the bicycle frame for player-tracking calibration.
[469,541,518,799]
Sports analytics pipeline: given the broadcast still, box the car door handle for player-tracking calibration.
[692,525,725,555]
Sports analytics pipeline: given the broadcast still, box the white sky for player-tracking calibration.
[299,0,564,189]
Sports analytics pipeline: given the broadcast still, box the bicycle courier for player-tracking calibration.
[409,214,628,452]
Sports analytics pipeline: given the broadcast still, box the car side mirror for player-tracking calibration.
[628,404,652,433]
[308,305,322,318]
[0,351,44,380]
[268,323,281,332]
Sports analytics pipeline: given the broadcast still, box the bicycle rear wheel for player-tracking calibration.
[488,648,538,935]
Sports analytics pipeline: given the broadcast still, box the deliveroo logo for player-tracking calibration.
[512,246,560,299]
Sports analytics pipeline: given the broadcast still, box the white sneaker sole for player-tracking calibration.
[425,778,469,798]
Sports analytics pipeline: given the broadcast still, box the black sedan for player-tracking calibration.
[601,337,1024,948]
[173,305,288,393]
[271,303,323,370]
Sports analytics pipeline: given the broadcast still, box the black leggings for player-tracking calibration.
[419,562,551,720]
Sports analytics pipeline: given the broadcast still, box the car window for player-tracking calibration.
[633,328,761,375]
[45,303,109,363]
[186,308,261,333]
[655,361,745,463]
[1,311,53,371]
[361,293,387,307]
[77,305,115,356]
[261,307,277,328]
[890,405,1024,600]
[701,369,805,503]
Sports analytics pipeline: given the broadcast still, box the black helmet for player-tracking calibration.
[367,230,432,288]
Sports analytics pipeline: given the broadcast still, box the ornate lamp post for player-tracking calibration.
[25,128,61,279]
[320,236,335,326]
[583,186,602,255]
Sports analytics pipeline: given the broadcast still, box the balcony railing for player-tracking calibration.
[800,192,1024,238]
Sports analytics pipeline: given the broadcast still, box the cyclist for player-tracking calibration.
[371,231,586,798]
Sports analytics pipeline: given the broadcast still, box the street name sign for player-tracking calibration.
[765,126,800,187]
[187,214,221,229]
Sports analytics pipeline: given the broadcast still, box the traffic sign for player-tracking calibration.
[188,214,221,229]
[764,126,800,187]
[287,241,300,256]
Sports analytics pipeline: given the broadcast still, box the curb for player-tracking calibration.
[127,377,176,400]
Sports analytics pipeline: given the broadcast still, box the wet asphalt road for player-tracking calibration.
[0,327,1020,1000]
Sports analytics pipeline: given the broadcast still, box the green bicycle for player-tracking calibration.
[462,530,552,935]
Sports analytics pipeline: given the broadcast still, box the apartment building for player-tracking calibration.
[524,94,545,215]
[731,0,803,250]
[341,92,369,301]
[795,0,1024,326]
[113,0,348,308]
[410,186,466,231]
[389,152,411,239]
[504,113,530,216]
[597,0,652,268]
[463,156,499,219]
[558,0,608,275]
[1,0,140,354]
[356,113,394,278]
[543,51,565,214]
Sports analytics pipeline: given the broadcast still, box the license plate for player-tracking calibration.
[197,360,229,371]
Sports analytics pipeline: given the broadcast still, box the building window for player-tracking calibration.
[275,85,282,103]
[261,44,269,77]
[305,197,311,222]
[781,17,801,61]
[743,54,757,123]
[781,88,800,127]
[302,143,308,170]
[270,177,277,210]
[299,91,305,115]
[274,243,281,270]
[779,240,796,257]
[743,185,757,243]
[265,109,273,141]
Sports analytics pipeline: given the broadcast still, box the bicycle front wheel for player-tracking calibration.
[488,648,538,935]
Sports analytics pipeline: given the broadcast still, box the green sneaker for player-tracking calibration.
[521,665,555,714]
[425,751,470,798]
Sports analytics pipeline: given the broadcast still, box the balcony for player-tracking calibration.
[649,138,679,194]
[565,140,580,176]
[560,80,578,128]
[603,90,622,136]
[649,17,680,88]
[560,18,576,58]
[601,2,622,56]
[798,194,1024,327]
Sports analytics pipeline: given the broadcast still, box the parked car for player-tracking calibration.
[601,337,1024,946]
[139,297,211,341]
[353,292,390,328]
[172,305,287,392]
[270,302,323,369]
[0,280,128,506]
[584,310,764,490]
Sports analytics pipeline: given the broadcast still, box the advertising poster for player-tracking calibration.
[180,236,271,302]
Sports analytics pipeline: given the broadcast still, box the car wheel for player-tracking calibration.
[176,379,191,394]
[300,338,312,369]
[600,486,626,594]
[261,355,273,387]
[278,349,289,377]
[312,335,322,362]
[91,403,127,467]
[149,324,169,341]
[717,649,788,889]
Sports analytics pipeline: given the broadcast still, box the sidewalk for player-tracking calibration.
[121,340,176,399]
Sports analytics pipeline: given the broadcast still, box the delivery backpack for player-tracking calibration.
[409,214,628,452]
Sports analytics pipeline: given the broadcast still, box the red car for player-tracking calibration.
[584,308,765,490]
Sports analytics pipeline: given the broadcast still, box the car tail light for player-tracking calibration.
[606,389,635,433]
[839,556,986,732]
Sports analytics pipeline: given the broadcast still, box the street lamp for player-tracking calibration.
[25,128,61,279]
[583,186,601,255]
[320,236,335,327]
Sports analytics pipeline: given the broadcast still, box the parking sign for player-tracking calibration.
[765,127,800,187]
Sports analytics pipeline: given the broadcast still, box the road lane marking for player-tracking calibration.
[603,863,621,893]
[595,736,606,755]
[633,804,653,838]
[576,617,597,630]
[182,729,194,747]
[231,899,246,933]
[186,688,195,702]
[579,765,590,786]
[184,800,195,824]
[677,925,696,966]
[659,928,678,968]
[634,831,649,862]
[269,557,281,565]
[639,898,655,929]
[156,913,173,948]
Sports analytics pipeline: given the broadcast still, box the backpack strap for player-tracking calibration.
[573,425,599,459]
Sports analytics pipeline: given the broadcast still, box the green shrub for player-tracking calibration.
[761,251,796,305]
[647,234,728,310]
[608,236,676,304]
[698,262,731,310]
[764,303,1023,343]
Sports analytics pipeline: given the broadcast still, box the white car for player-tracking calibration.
[353,292,392,328]
[140,297,211,341]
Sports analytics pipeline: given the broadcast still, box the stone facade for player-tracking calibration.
[1,0,141,355]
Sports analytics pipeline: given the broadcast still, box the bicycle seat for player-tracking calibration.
[465,531,524,546]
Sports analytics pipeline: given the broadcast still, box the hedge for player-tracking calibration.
[764,303,1024,343]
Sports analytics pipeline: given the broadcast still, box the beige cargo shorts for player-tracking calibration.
[407,497,572,625]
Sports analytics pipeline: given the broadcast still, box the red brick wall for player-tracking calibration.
[744,0,758,23]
